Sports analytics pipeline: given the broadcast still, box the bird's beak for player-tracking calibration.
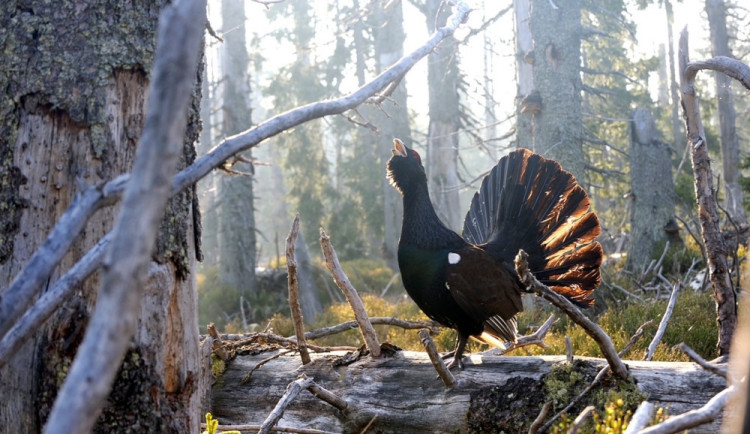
[392,138,407,157]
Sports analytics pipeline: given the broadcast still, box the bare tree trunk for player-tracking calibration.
[198,60,220,264]
[627,108,677,271]
[665,0,684,150]
[294,230,322,321]
[514,0,534,150]
[424,0,462,231]
[359,0,410,273]
[528,0,585,180]
[706,0,747,226]
[219,0,257,298]
[0,0,203,431]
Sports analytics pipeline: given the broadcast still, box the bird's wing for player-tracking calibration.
[444,245,523,343]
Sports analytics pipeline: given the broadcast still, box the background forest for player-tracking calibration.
[197,0,750,361]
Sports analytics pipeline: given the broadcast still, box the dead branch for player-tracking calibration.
[514,250,629,379]
[0,176,125,339]
[679,27,737,355]
[644,283,680,361]
[308,382,351,414]
[302,317,440,341]
[0,0,474,362]
[639,384,735,434]
[484,314,556,356]
[678,342,728,379]
[624,401,654,434]
[569,405,595,434]
[286,215,310,365]
[0,233,110,368]
[202,423,334,434]
[528,401,551,434]
[240,350,294,385]
[42,0,207,432]
[208,323,230,361]
[259,376,314,434]
[227,332,357,354]
[685,56,750,89]
[319,229,381,357]
[418,329,456,388]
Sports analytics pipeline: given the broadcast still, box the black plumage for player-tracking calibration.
[387,139,602,369]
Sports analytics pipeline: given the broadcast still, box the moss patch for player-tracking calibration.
[466,360,646,433]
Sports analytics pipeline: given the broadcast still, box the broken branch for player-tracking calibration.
[286,215,310,365]
[259,376,314,434]
[419,329,456,388]
[514,250,629,379]
[319,229,381,357]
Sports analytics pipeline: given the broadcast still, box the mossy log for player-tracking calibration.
[210,350,726,433]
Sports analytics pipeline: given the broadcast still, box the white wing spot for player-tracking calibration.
[448,252,461,264]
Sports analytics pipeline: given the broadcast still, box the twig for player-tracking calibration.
[259,376,314,434]
[218,317,440,341]
[482,315,556,356]
[514,250,629,379]
[624,401,654,434]
[286,215,310,365]
[677,342,728,379]
[639,385,735,434]
[569,406,595,434]
[418,329,456,388]
[358,415,378,434]
[240,349,294,385]
[565,336,574,363]
[208,323,229,361]
[229,332,357,353]
[528,401,551,434]
[203,424,334,434]
[300,317,440,341]
[320,229,381,357]
[644,282,680,361]
[307,382,351,413]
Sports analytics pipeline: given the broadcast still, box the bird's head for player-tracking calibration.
[387,138,426,196]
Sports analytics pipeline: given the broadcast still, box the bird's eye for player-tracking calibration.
[410,150,422,164]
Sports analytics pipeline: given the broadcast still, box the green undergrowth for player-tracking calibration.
[515,289,718,361]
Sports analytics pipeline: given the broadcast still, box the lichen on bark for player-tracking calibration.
[0,0,163,263]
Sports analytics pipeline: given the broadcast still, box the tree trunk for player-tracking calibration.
[514,0,534,150]
[528,0,585,180]
[425,0,462,231]
[211,351,725,433]
[705,0,747,226]
[665,0,684,150]
[627,108,677,271]
[0,1,202,431]
[219,0,257,299]
[372,0,410,273]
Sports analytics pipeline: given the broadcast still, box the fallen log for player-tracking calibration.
[211,350,726,433]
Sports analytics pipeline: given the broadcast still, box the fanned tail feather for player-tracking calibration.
[462,149,602,307]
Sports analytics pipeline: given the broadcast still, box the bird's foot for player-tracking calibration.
[445,353,465,370]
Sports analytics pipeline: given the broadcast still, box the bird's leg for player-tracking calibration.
[445,332,469,370]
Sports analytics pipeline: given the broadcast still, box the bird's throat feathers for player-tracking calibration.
[400,192,465,249]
